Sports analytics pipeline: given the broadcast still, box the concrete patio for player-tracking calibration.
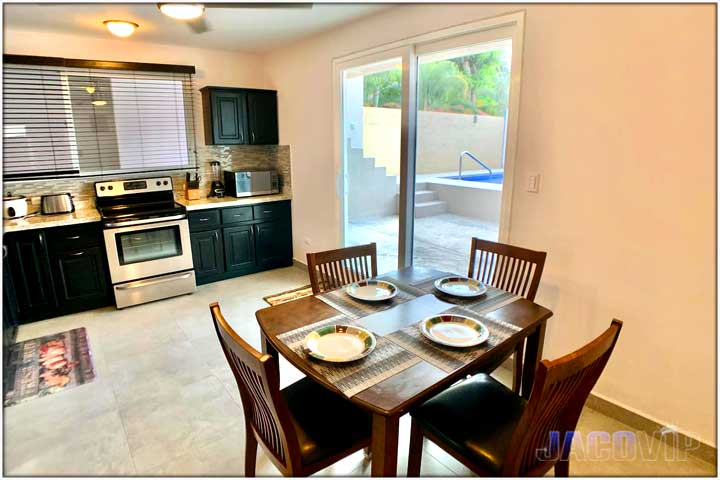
[346,213,499,274]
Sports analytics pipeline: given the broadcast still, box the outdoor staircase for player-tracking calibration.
[413,182,447,217]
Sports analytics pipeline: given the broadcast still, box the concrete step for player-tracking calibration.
[415,189,437,203]
[415,200,447,218]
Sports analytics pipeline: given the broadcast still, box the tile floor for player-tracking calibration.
[3,266,716,476]
[347,214,499,275]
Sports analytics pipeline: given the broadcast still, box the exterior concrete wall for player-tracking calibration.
[362,107,505,176]
[428,182,501,223]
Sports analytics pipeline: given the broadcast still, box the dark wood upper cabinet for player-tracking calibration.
[247,90,279,145]
[201,86,278,146]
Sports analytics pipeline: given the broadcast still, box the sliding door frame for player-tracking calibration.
[332,10,526,267]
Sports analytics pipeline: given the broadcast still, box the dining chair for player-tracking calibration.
[306,242,377,295]
[209,302,372,476]
[407,319,622,477]
[468,237,548,392]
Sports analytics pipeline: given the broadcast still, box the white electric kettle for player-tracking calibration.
[3,194,29,219]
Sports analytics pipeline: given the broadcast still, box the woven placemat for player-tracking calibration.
[412,277,522,314]
[385,305,522,373]
[277,314,421,397]
[316,280,422,320]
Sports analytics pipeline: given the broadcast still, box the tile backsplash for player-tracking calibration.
[2,145,292,210]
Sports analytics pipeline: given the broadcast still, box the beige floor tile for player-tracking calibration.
[4,266,716,477]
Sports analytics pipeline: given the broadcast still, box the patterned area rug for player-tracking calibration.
[3,327,95,406]
[263,285,314,306]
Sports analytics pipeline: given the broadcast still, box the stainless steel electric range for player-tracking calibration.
[95,176,196,308]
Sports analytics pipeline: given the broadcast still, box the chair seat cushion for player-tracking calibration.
[282,378,372,465]
[411,373,526,474]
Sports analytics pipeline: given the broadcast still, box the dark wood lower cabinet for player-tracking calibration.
[255,220,293,270]
[5,230,57,323]
[4,223,112,324]
[189,200,293,286]
[224,225,256,274]
[190,229,224,283]
[51,246,111,314]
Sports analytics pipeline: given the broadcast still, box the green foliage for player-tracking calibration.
[361,49,510,116]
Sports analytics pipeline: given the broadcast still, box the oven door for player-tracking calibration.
[104,218,193,284]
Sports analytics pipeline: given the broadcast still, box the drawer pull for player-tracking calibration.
[263,210,272,214]
[70,251,84,256]
[66,235,81,240]
[198,218,209,222]
[234,214,246,217]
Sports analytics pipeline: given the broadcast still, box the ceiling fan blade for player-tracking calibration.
[205,3,313,9]
[187,16,211,34]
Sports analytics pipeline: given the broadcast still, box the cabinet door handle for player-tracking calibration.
[70,251,84,256]
[251,131,256,143]
[66,235,80,240]
[214,231,219,240]
[198,218,209,222]
[233,213,245,217]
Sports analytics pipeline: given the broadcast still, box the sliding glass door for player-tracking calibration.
[336,14,524,273]
[412,34,513,273]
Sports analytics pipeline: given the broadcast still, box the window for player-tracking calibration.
[3,56,197,180]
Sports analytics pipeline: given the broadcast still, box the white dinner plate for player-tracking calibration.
[420,314,489,348]
[345,280,398,302]
[303,324,376,362]
[434,276,487,298]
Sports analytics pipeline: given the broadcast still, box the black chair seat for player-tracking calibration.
[282,378,372,465]
[411,374,526,474]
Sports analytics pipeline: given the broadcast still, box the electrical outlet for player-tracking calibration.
[527,174,540,193]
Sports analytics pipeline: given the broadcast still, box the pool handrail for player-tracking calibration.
[459,151,493,179]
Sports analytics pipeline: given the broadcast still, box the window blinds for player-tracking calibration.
[3,56,198,180]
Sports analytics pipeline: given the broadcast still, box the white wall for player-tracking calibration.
[262,4,716,445]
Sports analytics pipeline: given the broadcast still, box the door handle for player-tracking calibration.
[116,271,193,290]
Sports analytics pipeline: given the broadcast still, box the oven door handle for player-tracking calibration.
[105,214,187,228]
[115,271,193,290]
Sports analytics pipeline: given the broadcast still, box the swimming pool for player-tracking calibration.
[442,172,504,184]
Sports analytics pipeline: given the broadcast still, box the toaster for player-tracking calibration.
[224,170,280,198]
[41,193,75,215]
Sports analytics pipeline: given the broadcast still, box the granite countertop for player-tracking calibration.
[3,192,292,233]
[3,208,102,233]
[176,192,292,211]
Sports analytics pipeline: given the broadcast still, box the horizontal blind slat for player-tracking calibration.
[3,60,197,180]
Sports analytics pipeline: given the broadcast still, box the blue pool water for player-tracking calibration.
[443,172,504,184]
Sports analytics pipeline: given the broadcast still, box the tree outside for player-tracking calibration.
[362,49,510,116]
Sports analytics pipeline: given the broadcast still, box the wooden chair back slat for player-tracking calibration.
[210,302,301,473]
[468,238,547,301]
[502,320,623,476]
[306,243,378,295]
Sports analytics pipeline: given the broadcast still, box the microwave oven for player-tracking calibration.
[224,170,280,198]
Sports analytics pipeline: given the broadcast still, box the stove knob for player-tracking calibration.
[156,181,161,186]
[100,186,105,191]
[108,185,113,191]
[163,180,168,185]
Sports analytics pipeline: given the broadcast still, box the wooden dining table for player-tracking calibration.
[256,266,553,477]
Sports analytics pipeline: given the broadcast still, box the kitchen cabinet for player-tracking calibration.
[190,229,224,282]
[255,220,292,270]
[189,200,292,285]
[200,86,278,146]
[3,249,19,366]
[3,222,112,323]
[51,246,110,313]
[223,225,256,274]
[5,230,57,323]
[247,90,279,145]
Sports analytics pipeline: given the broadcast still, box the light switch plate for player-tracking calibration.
[527,173,540,193]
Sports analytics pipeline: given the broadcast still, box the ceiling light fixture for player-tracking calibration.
[158,3,205,20]
[103,20,139,38]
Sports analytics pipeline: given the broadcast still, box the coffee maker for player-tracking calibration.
[208,161,225,198]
